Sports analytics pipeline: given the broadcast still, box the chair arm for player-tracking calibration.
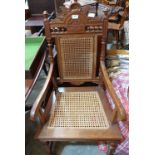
[30,63,54,123]
[100,61,126,121]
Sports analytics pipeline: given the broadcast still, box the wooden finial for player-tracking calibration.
[43,11,48,19]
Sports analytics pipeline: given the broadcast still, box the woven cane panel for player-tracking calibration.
[48,91,109,129]
[59,37,94,79]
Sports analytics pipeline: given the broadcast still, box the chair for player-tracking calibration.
[108,0,129,48]
[30,2,126,154]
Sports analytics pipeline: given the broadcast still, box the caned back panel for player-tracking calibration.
[57,35,97,80]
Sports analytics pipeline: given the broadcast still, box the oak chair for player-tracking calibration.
[30,2,126,154]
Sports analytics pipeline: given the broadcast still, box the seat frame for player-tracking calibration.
[30,2,126,154]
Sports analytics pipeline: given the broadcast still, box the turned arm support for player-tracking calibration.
[43,11,54,62]
[30,63,54,124]
[100,61,126,122]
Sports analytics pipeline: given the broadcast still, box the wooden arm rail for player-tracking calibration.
[30,63,54,124]
[100,61,126,122]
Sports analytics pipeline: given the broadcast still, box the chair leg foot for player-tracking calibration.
[109,142,117,155]
[43,141,52,155]
[50,142,56,155]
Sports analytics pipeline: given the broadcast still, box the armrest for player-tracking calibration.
[30,63,54,123]
[100,61,126,121]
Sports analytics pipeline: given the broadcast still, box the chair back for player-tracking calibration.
[44,2,108,84]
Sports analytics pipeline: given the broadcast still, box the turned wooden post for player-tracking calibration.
[100,17,108,62]
[43,11,54,63]
[99,14,108,88]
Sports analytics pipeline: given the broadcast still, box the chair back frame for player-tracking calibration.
[44,2,108,85]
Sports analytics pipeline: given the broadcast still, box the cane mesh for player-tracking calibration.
[59,36,94,79]
[48,91,109,129]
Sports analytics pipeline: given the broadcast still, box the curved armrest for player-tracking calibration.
[100,61,126,121]
[30,63,54,123]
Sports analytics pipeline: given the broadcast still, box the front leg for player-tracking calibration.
[109,142,118,155]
